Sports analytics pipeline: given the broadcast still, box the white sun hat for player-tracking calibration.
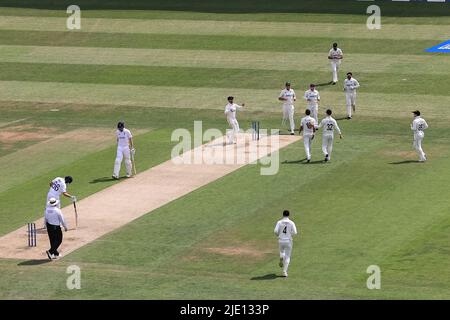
[47,197,59,207]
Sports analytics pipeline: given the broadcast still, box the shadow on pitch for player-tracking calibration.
[250,273,284,281]
[389,160,421,165]
[89,176,123,184]
[18,259,51,266]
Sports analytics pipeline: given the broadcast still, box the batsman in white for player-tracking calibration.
[299,109,316,163]
[45,176,75,229]
[343,72,360,119]
[47,176,76,208]
[224,96,245,144]
[274,210,298,278]
[411,110,428,162]
[318,109,342,162]
[328,42,343,85]
[304,83,320,127]
[112,121,135,179]
[278,81,296,135]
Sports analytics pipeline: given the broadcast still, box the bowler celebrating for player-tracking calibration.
[318,109,342,162]
[411,110,428,162]
[328,42,343,84]
[279,82,296,135]
[343,72,360,119]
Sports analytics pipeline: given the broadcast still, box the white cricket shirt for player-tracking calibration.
[300,116,316,136]
[274,217,298,242]
[117,128,132,148]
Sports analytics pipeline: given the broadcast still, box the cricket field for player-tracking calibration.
[0,0,449,300]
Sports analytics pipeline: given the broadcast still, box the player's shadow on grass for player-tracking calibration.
[282,158,307,164]
[90,176,123,184]
[18,259,52,266]
[283,159,324,165]
[389,160,421,165]
[250,273,284,281]
[315,81,334,88]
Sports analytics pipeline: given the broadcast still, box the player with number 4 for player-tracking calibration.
[274,210,298,278]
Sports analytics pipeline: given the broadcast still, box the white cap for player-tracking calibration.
[47,197,59,207]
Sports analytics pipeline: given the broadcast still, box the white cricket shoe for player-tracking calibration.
[282,271,288,277]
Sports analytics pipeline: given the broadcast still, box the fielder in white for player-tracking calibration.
[299,109,316,163]
[411,110,428,162]
[47,176,76,208]
[224,96,245,144]
[343,72,360,119]
[112,121,135,179]
[318,109,342,162]
[274,210,298,278]
[279,82,296,135]
[328,42,343,84]
[304,84,320,127]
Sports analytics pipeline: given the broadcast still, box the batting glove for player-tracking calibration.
[71,196,77,202]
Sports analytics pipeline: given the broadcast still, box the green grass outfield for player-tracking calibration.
[0,0,449,299]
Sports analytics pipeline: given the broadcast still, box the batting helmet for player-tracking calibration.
[65,176,73,184]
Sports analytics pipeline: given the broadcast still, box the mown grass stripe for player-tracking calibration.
[0,62,449,97]
[0,30,439,56]
[0,45,448,75]
[0,8,449,25]
[0,16,448,40]
[1,0,449,17]
[1,81,449,119]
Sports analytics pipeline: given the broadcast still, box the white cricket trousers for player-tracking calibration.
[303,134,314,160]
[113,146,132,177]
[322,135,334,159]
[346,91,356,117]
[308,104,319,126]
[413,132,426,161]
[226,118,240,144]
[282,104,295,133]
[279,240,293,274]
[331,60,341,83]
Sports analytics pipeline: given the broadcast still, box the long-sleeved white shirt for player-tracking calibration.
[300,116,316,136]
[274,217,298,242]
[279,88,296,106]
[304,89,320,106]
[344,77,360,92]
[328,48,343,61]
[224,103,242,121]
[44,206,67,229]
[319,116,341,137]
[411,116,428,133]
